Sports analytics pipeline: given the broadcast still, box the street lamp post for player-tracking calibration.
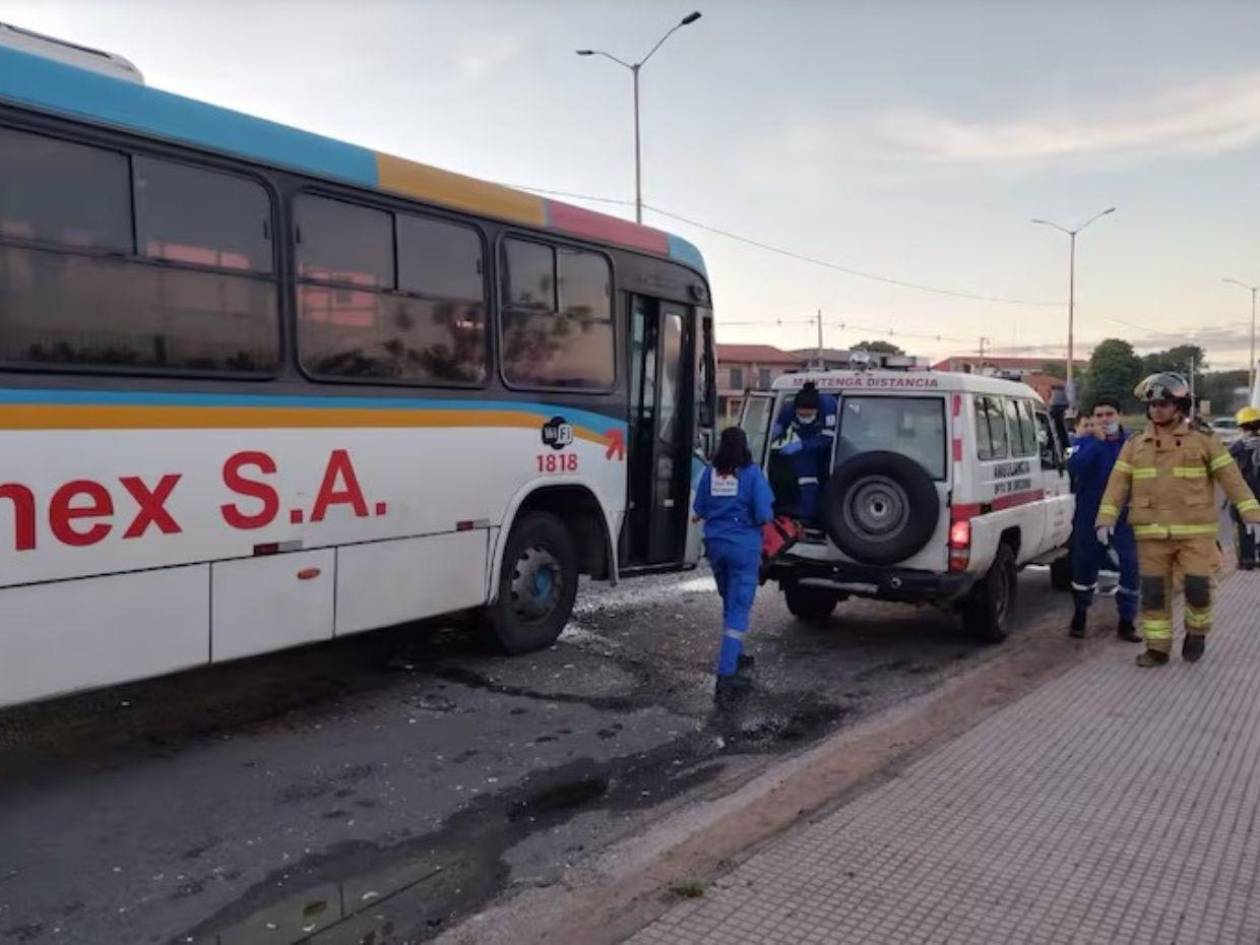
[577,11,702,224]
[1032,207,1116,405]
[1223,278,1259,394]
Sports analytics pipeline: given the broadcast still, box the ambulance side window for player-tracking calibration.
[1034,409,1061,469]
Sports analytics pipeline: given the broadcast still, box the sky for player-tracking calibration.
[5,0,1260,370]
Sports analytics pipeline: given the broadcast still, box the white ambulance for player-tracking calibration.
[739,364,1074,641]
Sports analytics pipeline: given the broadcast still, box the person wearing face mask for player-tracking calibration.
[770,381,838,522]
[1097,373,1260,666]
[1229,405,1260,569]
[1067,397,1141,640]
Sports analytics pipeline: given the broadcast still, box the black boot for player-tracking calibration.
[737,654,755,675]
[1136,649,1170,668]
[1117,619,1142,642]
[714,674,752,706]
[1183,634,1206,663]
[1070,611,1087,638]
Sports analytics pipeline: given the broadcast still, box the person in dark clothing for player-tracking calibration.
[770,381,838,522]
[1067,397,1141,640]
[693,426,775,702]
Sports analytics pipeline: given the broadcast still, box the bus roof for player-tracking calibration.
[0,42,706,275]
[770,369,1044,400]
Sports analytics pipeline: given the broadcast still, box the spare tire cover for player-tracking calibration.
[821,451,940,566]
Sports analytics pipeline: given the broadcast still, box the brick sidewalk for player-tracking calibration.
[628,571,1260,945]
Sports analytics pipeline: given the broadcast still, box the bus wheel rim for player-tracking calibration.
[511,545,561,621]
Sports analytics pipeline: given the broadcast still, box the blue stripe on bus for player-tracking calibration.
[0,46,379,187]
[667,234,707,276]
[0,388,625,433]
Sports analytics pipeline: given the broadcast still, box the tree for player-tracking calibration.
[852,340,905,355]
[1141,345,1207,378]
[1040,360,1066,380]
[1082,338,1142,411]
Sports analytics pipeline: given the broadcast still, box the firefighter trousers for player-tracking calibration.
[1136,537,1222,653]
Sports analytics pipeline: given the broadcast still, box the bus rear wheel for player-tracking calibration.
[487,512,578,654]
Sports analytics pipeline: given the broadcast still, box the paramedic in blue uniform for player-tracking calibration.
[693,426,775,702]
[1067,396,1141,641]
[771,381,838,521]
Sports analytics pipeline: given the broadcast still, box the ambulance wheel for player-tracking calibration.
[784,583,841,625]
[487,512,578,654]
[1049,553,1073,592]
[962,543,1017,643]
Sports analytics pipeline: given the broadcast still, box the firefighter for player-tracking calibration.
[770,381,838,521]
[1096,373,1260,666]
[1230,405,1260,569]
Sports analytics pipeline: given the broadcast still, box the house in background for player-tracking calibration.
[715,344,803,424]
[931,355,1086,404]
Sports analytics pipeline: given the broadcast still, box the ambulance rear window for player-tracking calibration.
[836,396,946,480]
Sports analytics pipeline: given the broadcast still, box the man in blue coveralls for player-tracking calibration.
[771,381,838,522]
[1068,396,1141,641]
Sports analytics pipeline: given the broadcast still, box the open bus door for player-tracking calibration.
[622,296,700,571]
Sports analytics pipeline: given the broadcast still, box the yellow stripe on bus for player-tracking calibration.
[0,405,610,445]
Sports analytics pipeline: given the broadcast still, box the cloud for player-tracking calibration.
[453,34,524,81]
[881,71,1260,164]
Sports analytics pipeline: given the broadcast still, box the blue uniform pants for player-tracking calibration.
[707,537,761,676]
[1071,524,1139,621]
[791,437,830,520]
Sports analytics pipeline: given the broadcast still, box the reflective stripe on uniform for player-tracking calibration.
[1072,582,1097,592]
[1113,460,1133,474]
[1133,523,1219,538]
[1099,503,1119,517]
[797,476,819,485]
[724,628,746,640]
[1185,607,1212,629]
[1173,466,1208,479]
[1132,467,1158,480]
[1142,618,1173,639]
[1238,498,1260,514]
[1211,453,1235,473]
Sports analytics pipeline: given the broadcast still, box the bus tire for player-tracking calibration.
[487,512,578,654]
[784,583,841,625]
[962,543,1017,644]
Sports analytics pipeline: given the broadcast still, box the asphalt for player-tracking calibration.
[0,563,1079,945]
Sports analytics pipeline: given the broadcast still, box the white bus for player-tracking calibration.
[0,35,716,707]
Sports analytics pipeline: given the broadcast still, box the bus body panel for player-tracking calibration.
[0,563,210,706]
[212,548,335,661]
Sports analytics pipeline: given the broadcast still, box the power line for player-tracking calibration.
[505,183,1062,307]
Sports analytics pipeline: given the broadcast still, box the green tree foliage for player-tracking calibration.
[1082,338,1143,411]
[1040,360,1066,380]
[1198,370,1251,416]
[852,339,905,355]
[1141,345,1207,377]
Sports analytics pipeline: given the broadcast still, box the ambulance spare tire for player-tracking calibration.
[821,451,939,566]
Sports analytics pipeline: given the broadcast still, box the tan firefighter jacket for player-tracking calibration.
[1096,419,1260,540]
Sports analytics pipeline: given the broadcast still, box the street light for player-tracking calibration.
[577,11,702,223]
[1032,207,1116,405]
[1223,277,1259,394]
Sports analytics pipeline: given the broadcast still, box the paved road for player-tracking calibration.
[0,564,1077,945]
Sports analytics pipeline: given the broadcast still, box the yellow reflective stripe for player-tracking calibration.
[1113,460,1133,474]
[1168,524,1220,536]
[1131,467,1158,480]
[1133,524,1169,538]
[1210,453,1235,472]
[1173,466,1208,479]
[1186,608,1212,628]
[1098,503,1119,517]
[1142,619,1173,638]
[1238,498,1260,514]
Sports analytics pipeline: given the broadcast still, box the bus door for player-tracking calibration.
[623,296,694,569]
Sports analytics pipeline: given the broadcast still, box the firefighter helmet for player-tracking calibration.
[1134,372,1191,406]
[1237,405,1260,428]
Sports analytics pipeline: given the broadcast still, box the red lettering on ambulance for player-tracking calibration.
[120,474,183,538]
[49,480,113,547]
[310,450,369,522]
[0,483,37,551]
[221,451,279,529]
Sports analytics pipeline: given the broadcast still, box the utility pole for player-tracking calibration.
[1189,351,1197,415]
[978,337,991,371]
[816,308,824,370]
[1223,279,1259,395]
